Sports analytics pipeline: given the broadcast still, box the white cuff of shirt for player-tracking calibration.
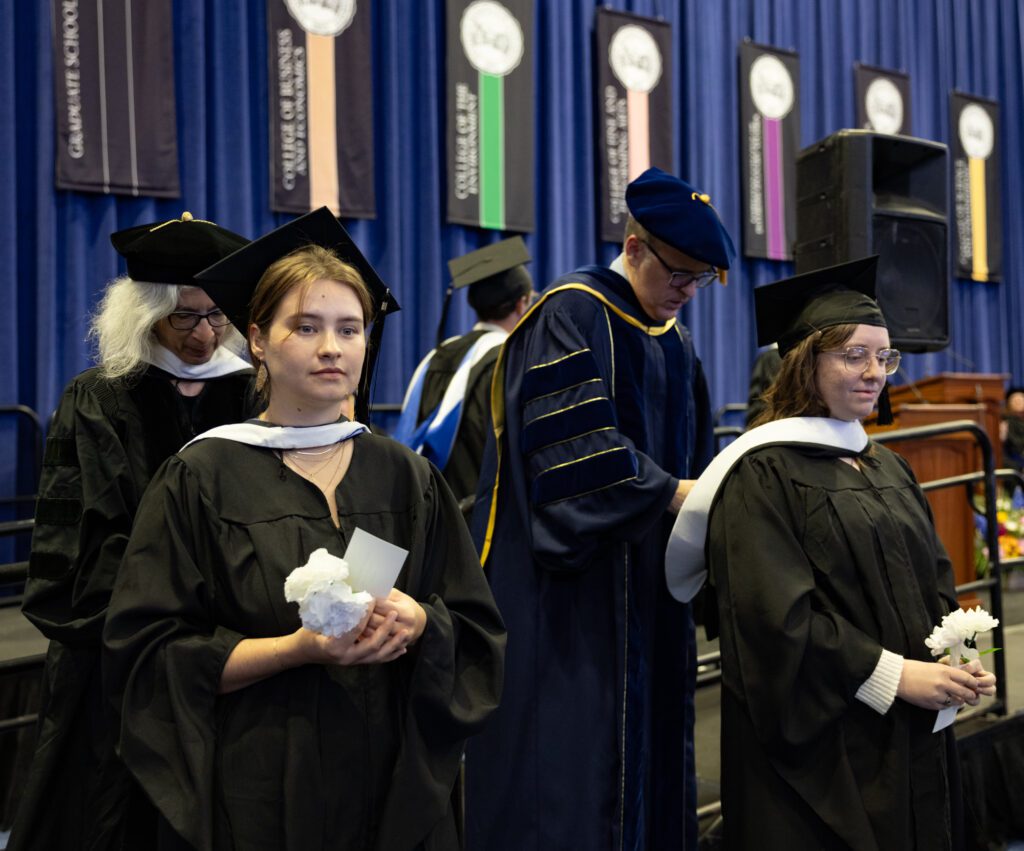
[855,649,904,714]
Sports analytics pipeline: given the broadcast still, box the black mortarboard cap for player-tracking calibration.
[755,256,894,423]
[110,212,249,285]
[196,207,398,332]
[625,168,736,270]
[754,256,885,354]
[436,237,532,346]
[196,207,400,422]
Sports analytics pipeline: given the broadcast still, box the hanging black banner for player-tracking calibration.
[739,40,799,261]
[446,0,535,232]
[52,0,180,197]
[854,64,911,135]
[268,0,376,218]
[594,9,673,244]
[950,92,1002,282]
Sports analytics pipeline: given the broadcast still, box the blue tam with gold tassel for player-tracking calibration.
[625,167,735,270]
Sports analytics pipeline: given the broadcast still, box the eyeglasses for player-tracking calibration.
[642,240,718,289]
[166,310,231,331]
[821,346,902,375]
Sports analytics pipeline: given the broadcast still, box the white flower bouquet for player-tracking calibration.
[284,548,373,638]
[924,605,1000,665]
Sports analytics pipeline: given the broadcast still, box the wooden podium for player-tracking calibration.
[865,373,1008,601]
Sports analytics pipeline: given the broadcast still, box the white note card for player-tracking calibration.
[932,704,959,733]
[343,527,408,598]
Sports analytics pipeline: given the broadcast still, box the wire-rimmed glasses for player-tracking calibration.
[820,346,902,375]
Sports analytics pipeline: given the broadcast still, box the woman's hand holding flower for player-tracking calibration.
[959,658,997,700]
[896,659,980,710]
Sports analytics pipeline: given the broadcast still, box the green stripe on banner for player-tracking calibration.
[479,71,505,229]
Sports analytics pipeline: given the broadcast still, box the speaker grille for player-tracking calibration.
[795,130,950,353]
[871,215,948,352]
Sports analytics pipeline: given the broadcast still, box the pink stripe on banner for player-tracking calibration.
[626,89,650,179]
[762,117,787,259]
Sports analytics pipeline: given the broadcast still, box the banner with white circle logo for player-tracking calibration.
[950,92,1001,282]
[739,40,799,260]
[595,8,673,243]
[446,0,534,232]
[268,0,375,218]
[52,0,180,197]
[854,64,911,135]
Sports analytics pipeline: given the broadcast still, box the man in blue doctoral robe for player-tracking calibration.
[465,168,735,850]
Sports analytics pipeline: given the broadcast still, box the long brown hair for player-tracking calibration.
[248,245,375,403]
[749,324,857,427]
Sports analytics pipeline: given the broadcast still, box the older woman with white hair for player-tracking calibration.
[10,213,252,851]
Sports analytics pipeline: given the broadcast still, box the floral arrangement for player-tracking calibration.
[284,548,373,637]
[973,489,1024,576]
[924,605,1000,665]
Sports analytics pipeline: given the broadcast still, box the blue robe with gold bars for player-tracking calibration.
[465,265,713,851]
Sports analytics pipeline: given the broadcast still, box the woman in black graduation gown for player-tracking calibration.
[103,210,505,851]
[10,214,252,851]
[697,259,996,850]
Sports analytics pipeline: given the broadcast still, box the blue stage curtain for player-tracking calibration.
[2,0,1023,440]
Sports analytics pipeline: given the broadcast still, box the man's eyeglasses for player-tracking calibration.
[820,346,902,375]
[166,310,232,331]
[642,239,718,289]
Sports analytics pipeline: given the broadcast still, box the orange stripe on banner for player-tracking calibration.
[307,33,340,215]
[968,156,989,282]
[626,89,650,180]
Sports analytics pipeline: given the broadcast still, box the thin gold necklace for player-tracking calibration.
[301,443,346,486]
[284,443,343,480]
[290,445,336,456]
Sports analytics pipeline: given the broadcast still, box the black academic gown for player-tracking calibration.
[102,432,505,851]
[10,365,253,851]
[707,441,961,851]
[466,266,713,851]
[415,329,501,505]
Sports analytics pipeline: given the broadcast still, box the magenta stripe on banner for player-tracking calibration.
[763,117,787,259]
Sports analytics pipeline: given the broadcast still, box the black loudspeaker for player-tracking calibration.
[795,130,949,353]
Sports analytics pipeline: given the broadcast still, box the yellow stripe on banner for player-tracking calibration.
[626,89,650,180]
[307,33,340,215]
[968,156,989,282]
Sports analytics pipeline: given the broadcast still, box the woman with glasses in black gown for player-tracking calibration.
[666,257,996,851]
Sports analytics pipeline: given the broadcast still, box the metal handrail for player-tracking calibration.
[0,519,34,537]
[712,425,744,454]
[0,561,28,584]
[874,420,1006,715]
[0,405,43,484]
[0,654,45,676]
[713,403,748,429]
[0,714,37,734]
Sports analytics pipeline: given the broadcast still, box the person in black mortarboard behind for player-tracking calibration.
[102,208,505,851]
[465,168,734,851]
[664,256,997,851]
[393,237,535,511]
[9,213,254,851]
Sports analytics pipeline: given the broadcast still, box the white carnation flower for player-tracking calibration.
[924,622,961,657]
[284,548,373,638]
[924,606,999,662]
[944,605,999,638]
